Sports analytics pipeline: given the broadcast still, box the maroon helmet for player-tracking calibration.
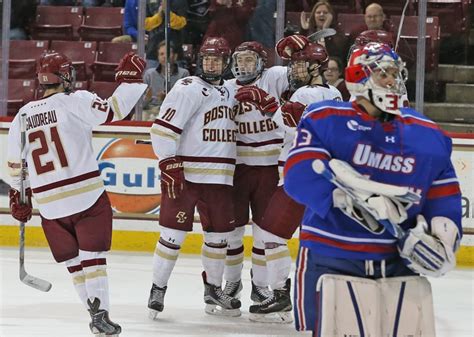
[288,42,329,89]
[291,42,329,70]
[37,52,75,91]
[231,41,268,84]
[355,30,394,48]
[199,37,231,82]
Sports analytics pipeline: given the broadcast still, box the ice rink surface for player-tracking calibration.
[1,248,473,337]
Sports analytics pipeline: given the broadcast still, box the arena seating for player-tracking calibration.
[9,40,49,79]
[50,40,97,81]
[362,0,416,16]
[391,15,440,71]
[89,81,119,98]
[78,7,124,42]
[7,79,37,116]
[31,6,83,41]
[92,42,138,81]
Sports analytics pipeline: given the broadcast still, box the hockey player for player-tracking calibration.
[149,37,241,318]
[222,41,288,305]
[285,42,462,336]
[234,35,342,323]
[7,51,148,336]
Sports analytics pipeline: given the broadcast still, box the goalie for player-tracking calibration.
[284,42,462,336]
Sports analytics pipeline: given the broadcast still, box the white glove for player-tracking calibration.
[333,188,407,234]
[398,215,459,277]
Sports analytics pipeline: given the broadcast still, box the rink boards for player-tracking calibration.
[0,120,473,266]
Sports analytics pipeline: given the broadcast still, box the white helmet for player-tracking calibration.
[345,42,407,115]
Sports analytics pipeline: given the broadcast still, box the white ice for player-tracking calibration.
[1,248,473,337]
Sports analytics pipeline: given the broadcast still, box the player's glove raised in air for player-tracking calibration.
[115,52,146,84]
[159,157,185,199]
[281,101,306,127]
[9,188,32,223]
[398,215,459,277]
[276,34,309,60]
[235,86,279,116]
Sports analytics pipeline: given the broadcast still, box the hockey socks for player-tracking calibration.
[79,250,109,311]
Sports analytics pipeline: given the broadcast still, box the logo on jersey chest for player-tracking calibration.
[346,119,372,131]
[352,144,415,173]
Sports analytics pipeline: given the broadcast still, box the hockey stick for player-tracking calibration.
[312,159,405,239]
[307,28,337,43]
[19,113,52,292]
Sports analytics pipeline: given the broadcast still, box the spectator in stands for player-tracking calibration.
[11,0,36,40]
[323,56,350,101]
[143,40,190,120]
[184,0,211,49]
[300,1,347,61]
[203,0,257,50]
[245,0,276,48]
[349,3,395,43]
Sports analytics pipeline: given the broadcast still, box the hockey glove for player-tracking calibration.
[333,188,407,234]
[115,52,146,84]
[398,215,459,277]
[9,188,32,223]
[159,157,185,199]
[235,86,279,116]
[281,101,306,127]
[276,34,309,60]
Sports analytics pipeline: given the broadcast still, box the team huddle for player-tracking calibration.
[7,29,462,337]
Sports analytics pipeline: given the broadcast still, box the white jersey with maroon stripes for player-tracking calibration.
[226,66,288,166]
[150,76,237,186]
[7,83,148,219]
[273,83,342,185]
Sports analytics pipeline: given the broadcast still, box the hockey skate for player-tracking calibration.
[87,298,122,336]
[249,279,293,323]
[223,279,243,298]
[250,280,273,304]
[148,283,167,319]
[202,271,241,317]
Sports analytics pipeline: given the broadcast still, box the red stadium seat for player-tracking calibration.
[336,13,366,37]
[330,0,361,14]
[286,11,301,28]
[362,0,416,16]
[9,40,49,79]
[31,6,84,41]
[78,7,124,42]
[50,40,97,80]
[391,15,440,71]
[89,81,119,99]
[7,79,37,117]
[92,42,138,81]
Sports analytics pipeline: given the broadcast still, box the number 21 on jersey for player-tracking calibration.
[29,126,68,175]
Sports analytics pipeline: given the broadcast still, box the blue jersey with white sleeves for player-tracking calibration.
[284,100,462,261]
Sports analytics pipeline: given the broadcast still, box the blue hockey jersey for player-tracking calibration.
[284,100,462,261]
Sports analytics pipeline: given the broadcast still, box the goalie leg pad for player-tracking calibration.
[316,275,435,337]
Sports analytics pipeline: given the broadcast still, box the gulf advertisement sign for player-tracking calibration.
[96,138,161,214]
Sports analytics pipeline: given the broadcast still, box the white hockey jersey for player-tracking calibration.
[7,83,148,219]
[273,84,342,185]
[226,66,288,166]
[150,76,237,186]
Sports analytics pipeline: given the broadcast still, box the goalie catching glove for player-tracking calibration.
[115,52,146,84]
[9,188,32,223]
[398,215,459,277]
[235,86,279,116]
[159,157,185,199]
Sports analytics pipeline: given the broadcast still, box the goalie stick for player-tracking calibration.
[19,113,52,292]
[312,159,406,239]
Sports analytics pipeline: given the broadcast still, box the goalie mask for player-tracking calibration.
[347,30,394,60]
[37,51,75,92]
[345,42,407,115]
[198,37,231,83]
[288,42,329,90]
[231,41,267,84]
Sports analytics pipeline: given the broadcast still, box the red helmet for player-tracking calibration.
[199,37,231,82]
[291,42,329,70]
[231,41,268,84]
[37,52,75,91]
[199,37,231,58]
[355,30,394,48]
